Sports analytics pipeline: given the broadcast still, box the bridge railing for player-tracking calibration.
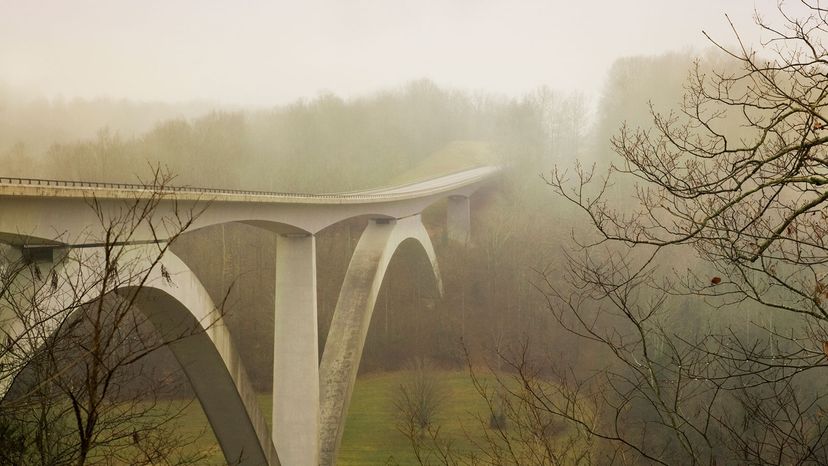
[0,176,312,197]
[0,167,498,200]
[0,177,371,199]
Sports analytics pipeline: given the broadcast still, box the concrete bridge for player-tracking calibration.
[0,166,499,466]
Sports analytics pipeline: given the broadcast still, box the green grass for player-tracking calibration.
[388,141,499,186]
[166,370,499,465]
[337,370,494,465]
[163,369,589,465]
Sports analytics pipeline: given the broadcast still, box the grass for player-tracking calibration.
[159,369,582,465]
[388,141,499,186]
[165,369,499,465]
[337,370,494,465]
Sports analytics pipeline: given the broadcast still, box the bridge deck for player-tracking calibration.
[0,166,499,204]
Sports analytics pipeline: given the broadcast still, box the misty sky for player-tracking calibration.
[0,1,775,106]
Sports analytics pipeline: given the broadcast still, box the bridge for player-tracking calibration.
[0,166,500,466]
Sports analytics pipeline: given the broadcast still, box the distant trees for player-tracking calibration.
[0,85,214,159]
[0,168,215,465]
[4,78,582,191]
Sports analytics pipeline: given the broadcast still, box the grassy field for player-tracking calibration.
[169,369,501,465]
[388,141,499,186]
[336,370,494,465]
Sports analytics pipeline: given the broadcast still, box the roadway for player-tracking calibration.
[0,166,500,204]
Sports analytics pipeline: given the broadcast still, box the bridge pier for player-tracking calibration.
[273,233,320,466]
[446,195,471,245]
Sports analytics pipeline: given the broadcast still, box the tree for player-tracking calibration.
[394,358,456,466]
[533,1,828,463]
[0,167,218,465]
[395,358,448,432]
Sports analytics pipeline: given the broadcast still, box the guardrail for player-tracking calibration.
[0,176,318,198]
[0,167,499,201]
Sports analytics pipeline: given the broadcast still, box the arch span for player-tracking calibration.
[318,214,443,466]
[0,246,280,466]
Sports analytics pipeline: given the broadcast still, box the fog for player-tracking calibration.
[3,1,828,465]
[3,0,765,106]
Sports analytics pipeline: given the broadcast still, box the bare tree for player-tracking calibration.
[459,344,596,466]
[527,1,828,464]
[395,358,448,432]
[395,345,599,466]
[0,167,221,465]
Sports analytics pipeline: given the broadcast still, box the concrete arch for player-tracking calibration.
[318,214,443,466]
[0,246,280,466]
[124,248,280,466]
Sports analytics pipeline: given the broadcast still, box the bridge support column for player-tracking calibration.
[446,195,471,245]
[273,233,319,466]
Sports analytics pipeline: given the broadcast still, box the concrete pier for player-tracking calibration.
[273,233,320,466]
[447,195,471,244]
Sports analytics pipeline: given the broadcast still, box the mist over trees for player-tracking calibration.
[0,83,219,157]
[0,80,579,189]
[3,28,800,463]
[449,4,828,464]
[0,73,596,382]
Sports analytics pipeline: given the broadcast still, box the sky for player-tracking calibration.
[0,1,784,107]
